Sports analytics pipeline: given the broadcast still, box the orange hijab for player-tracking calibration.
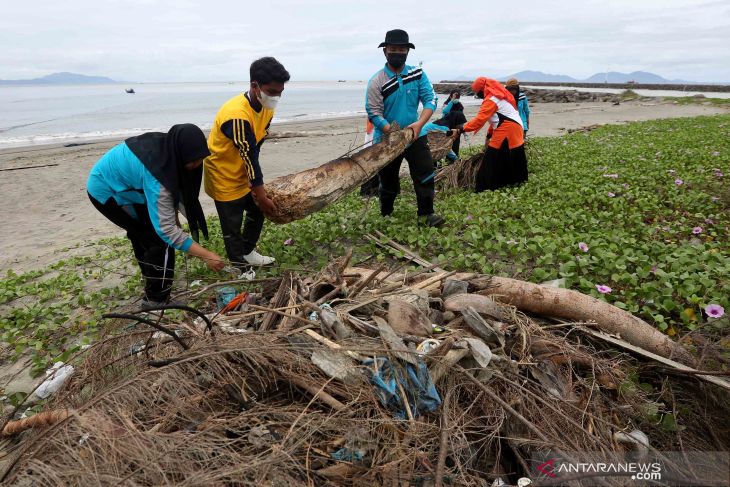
[471,77,516,108]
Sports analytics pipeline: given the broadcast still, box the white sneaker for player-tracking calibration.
[238,269,256,281]
[243,250,275,266]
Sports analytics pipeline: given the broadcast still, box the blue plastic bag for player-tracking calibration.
[364,357,441,419]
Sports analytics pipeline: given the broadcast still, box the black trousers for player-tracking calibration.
[360,175,379,197]
[88,193,175,301]
[378,136,435,216]
[214,193,264,269]
[475,140,528,192]
[452,137,462,156]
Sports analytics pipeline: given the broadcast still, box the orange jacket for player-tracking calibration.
[463,77,523,148]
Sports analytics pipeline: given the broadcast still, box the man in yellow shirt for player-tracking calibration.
[204,57,290,274]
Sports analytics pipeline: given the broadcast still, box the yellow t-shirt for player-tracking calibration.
[204,93,273,201]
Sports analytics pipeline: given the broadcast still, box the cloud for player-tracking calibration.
[0,0,728,82]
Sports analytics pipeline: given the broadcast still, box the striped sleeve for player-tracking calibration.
[418,70,436,111]
[221,118,264,187]
[143,171,193,251]
[365,73,389,130]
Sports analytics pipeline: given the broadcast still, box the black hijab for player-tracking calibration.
[434,110,467,130]
[451,101,465,112]
[125,124,210,242]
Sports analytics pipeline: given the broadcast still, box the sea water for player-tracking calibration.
[0,81,376,148]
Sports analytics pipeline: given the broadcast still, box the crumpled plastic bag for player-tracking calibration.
[36,362,74,399]
[363,357,441,419]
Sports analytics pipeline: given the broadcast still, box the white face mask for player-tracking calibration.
[257,90,280,110]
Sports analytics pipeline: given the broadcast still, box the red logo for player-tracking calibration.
[537,458,557,478]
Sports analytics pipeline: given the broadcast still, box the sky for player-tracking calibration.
[1,0,729,83]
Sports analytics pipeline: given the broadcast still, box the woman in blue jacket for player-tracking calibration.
[441,90,464,117]
[87,124,225,306]
[505,78,530,135]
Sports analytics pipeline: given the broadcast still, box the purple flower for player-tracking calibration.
[465,214,474,221]
[284,238,294,246]
[607,192,616,197]
[715,171,724,177]
[675,179,683,186]
[603,173,619,178]
[705,304,725,318]
[711,196,720,202]
[712,151,720,156]
[692,226,703,235]
[578,242,589,252]
[705,218,714,225]
[668,169,676,174]
[622,183,630,189]
[650,265,658,274]
[596,284,612,294]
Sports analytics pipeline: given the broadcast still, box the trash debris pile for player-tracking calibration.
[1,248,728,486]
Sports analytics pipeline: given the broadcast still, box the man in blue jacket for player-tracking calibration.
[365,29,444,227]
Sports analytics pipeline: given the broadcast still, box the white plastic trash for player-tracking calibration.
[614,429,650,456]
[416,339,441,355]
[35,361,75,399]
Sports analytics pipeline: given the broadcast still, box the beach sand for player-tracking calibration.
[0,100,726,274]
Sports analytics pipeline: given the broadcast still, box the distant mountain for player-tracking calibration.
[0,72,118,85]
[584,71,676,83]
[491,70,691,85]
[501,70,579,83]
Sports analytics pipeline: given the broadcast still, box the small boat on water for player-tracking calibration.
[125,88,135,94]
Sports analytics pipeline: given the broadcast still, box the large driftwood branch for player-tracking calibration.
[426,131,457,162]
[265,129,456,224]
[478,277,696,366]
[266,129,414,224]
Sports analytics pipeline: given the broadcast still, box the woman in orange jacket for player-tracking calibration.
[458,77,528,191]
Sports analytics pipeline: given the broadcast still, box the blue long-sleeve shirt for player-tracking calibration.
[418,122,448,138]
[86,142,193,251]
[517,92,530,131]
[365,63,437,143]
[442,99,466,116]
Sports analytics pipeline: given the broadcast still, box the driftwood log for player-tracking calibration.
[266,129,456,224]
[426,131,457,162]
[477,276,696,366]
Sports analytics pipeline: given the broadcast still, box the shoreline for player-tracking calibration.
[0,114,369,155]
[1,100,728,274]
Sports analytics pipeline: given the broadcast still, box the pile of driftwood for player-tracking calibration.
[1,241,728,486]
[436,150,481,190]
